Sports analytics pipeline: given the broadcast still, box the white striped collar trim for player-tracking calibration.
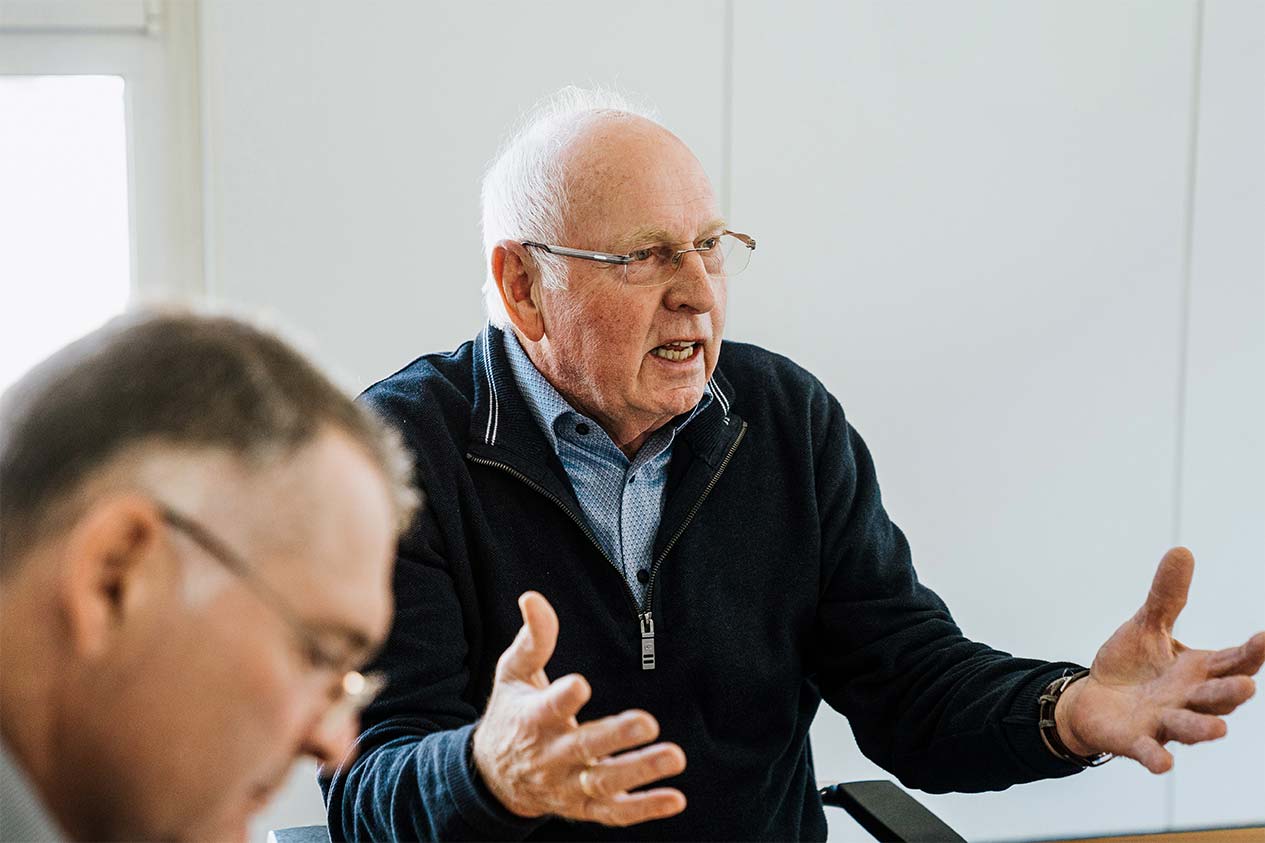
[481,328,501,446]
[708,376,731,417]
[488,326,727,447]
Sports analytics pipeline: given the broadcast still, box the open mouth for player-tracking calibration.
[650,340,701,362]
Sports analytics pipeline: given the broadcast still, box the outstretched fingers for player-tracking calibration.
[551,710,660,767]
[574,744,687,800]
[538,673,592,725]
[1160,708,1227,745]
[579,788,688,828]
[1186,675,1256,715]
[1207,631,1265,678]
[1128,735,1174,774]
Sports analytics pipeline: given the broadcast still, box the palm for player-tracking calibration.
[1057,548,1265,773]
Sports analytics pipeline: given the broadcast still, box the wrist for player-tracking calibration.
[1052,674,1095,757]
[1039,669,1113,767]
[470,720,540,819]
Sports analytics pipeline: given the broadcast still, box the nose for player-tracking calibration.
[299,703,359,767]
[662,251,717,314]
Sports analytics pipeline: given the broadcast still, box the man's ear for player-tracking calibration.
[58,495,165,659]
[492,240,545,342]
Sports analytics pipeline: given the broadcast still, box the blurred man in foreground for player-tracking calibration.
[0,312,418,841]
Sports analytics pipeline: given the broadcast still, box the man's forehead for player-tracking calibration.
[561,116,719,243]
[233,432,397,644]
[612,218,729,250]
[568,181,720,250]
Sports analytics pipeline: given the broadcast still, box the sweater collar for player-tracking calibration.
[468,323,741,470]
[501,328,713,458]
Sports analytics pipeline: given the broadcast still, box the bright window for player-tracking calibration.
[0,75,131,393]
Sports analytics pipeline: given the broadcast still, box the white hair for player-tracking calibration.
[479,86,660,327]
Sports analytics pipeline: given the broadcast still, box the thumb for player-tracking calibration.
[1139,547,1194,632]
[495,591,559,685]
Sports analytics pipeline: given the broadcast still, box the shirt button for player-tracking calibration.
[627,474,636,484]
[637,568,650,584]
[575,422,589,435]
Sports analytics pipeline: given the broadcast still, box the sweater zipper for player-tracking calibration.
[465,454,643,624]
[467,418,747,671]
[638,420,748,668]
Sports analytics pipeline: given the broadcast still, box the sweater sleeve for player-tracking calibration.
[319,500,545,841]
[810,391,1085,793]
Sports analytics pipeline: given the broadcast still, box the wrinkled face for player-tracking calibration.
[533,118,728,444]
[75,431,398,842]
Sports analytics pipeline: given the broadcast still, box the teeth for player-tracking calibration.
[652,342,697,362]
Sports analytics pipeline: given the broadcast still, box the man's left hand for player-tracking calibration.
[1055,546,1265,773]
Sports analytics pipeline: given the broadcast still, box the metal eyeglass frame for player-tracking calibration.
[157,503,386,722]
[521,229,756,285]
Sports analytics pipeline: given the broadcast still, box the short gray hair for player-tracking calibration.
[0,310,420,572]
[479,86,659,326]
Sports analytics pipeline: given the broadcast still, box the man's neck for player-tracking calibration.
[0,603,54,786]
[513,331,673,459]
[609,423,665,460]
[547,391,670,458]
[0,597,65,838]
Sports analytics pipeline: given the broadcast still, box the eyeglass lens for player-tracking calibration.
[624,235,752,287]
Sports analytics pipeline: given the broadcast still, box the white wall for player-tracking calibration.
[1170,0,1265,829]
[197,2,1265,841]
[200,0,727,391]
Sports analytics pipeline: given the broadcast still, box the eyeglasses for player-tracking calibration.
[522,229,756,287]
[156,504,386,726]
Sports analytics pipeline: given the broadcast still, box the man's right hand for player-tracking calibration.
[471,591,687,827]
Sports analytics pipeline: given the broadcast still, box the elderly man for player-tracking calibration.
[324,90,1265,841]
[0,312,418,841]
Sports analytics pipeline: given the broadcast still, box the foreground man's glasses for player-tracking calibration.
[157,504,386,726]
[523,229,756,287]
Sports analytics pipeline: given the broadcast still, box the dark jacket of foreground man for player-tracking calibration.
[321,324,1082,841]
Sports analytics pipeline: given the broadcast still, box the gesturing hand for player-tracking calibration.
[471,591,687,826]
[1055,547,1265,773]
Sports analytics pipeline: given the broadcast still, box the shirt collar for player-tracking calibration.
[501,329,712,457]
[1,738,67,842]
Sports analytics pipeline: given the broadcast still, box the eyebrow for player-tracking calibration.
[613,218,728,252]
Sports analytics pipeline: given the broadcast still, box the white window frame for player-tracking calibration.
[0,0,204,300]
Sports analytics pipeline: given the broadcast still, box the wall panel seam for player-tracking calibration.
[1168,0,1207,828]
[721,0,734,218]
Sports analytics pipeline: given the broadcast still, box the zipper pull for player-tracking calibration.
[640,612,656,670]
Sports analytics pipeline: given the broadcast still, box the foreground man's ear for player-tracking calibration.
[492,240,545,342]
[59,495,165,659]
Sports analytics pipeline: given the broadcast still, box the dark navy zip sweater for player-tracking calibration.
[321,325,1082,841]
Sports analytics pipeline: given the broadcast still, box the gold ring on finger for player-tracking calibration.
[579,767,599,799]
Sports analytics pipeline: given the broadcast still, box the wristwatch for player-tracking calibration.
[1037,669,1115,767]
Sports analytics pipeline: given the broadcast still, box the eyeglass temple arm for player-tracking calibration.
[158,506,317,649]
[521,241,631,265]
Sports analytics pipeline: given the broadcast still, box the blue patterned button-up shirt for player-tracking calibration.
[502,330,712,609]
